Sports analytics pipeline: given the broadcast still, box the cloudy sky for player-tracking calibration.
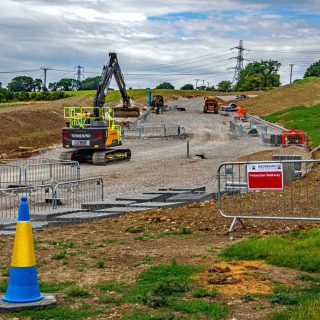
[1,0,320,89]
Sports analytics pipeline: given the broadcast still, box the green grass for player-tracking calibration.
[222,229,320,272]
[264,103,320,146]
[171,300,228,319]
[192,287,218,298]
[123,262,202,304]
[270,299,320,320]
[10,304,105,320]
[64,285,91,298]
[39,280,76,293]
[293,77,320,85]
[97,280,127,293]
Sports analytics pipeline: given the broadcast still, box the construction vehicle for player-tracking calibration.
[60,52,134,165]
[203,96,219,114]
[94,52,140,118]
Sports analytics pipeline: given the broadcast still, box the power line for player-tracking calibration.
[0,69,40,74]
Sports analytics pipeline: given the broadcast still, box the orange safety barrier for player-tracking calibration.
[281,130,305,146]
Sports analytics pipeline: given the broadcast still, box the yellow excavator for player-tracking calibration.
[60,52,137,165]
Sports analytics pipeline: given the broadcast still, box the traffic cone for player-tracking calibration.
[2,196,43,303]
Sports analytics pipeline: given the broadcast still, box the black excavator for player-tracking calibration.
[93,52,140,118]
[60,52,138,165]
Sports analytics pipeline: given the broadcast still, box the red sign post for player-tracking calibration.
[247,163,283,190]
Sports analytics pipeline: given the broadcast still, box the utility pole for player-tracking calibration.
[202,79,205,87]
[207,81,210,88]
[229,40,248,84]
[75,65,84,82]
[289,64,294,84]
[195,78,200,89]
[40,67,52,91]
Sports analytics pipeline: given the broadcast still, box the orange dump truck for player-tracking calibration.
[203,96,219,114]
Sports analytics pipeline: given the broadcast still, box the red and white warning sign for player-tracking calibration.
[247,163,283,190]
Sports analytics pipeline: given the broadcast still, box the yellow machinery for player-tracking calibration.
[60,106,130,165]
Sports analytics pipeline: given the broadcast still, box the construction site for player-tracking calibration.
[1,2,320,318]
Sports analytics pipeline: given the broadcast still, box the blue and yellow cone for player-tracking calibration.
[2,197,43,303]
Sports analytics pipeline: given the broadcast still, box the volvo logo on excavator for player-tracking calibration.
[71,133,91,139]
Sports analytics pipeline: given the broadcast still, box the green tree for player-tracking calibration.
[79,76,101,90]
[304,60,320,78]
[48,82,59,91]
[236,60,281,90]
[240,74,264,91]
[7,76,34,92]
[33,78,43,92]
[57,78,79,91]
[217,80,232,92]
[180,83,194,90]
[156,82,174,89]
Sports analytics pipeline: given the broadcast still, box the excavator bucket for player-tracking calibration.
[112,106,140,118]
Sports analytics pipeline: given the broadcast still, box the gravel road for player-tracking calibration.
[41,97,269,199]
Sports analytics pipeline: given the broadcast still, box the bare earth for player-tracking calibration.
[40,97,268,199]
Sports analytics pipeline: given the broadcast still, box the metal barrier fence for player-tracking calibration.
[53,178,104,209]
[0,178,103,218]
[124,124,184,139]
[217,160,320,232]
[0,165,22,188]
[0,185,54,218]
[0,159,80,188]
[24,161,80,186]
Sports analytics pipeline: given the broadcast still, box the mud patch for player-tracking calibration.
[194,260,273,296]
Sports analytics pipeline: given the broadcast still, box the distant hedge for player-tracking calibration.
[0,90,69,103]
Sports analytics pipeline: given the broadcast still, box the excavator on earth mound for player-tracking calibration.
[60,52,139,165]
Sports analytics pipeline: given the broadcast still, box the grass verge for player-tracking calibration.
[264,103,320,146]
[221,229,320,272]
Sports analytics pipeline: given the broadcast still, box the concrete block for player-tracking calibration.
[56,212,113,223]
[129,202,185,209]
[96,206,154,214]
[159,186,206,192]
[30,208,87,221]
[116,194,167,203]
[81,200,135,211]
[166,192,214,203]
[0,218,16,231]
[5,221,49,231]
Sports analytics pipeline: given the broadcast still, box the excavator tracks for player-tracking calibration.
[60,148,131,165]
[92,149,131,165]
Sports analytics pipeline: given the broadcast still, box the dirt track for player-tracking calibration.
[40,97,269,199]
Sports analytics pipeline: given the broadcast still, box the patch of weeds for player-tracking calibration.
[270,299,320,320]
[270,283,320,306]
[0,279,8,293]
[121,311,176,320]
[134,234,151,241]
[83,241,94,246]
[253,304,267,311]
[126,226,145,233]
[171,299,229,319]
[64,285,91,298]
[140,291,169,308]
[90,255,98,259]
[134,256,155,266]
[222,229,320,272]
[97,281,127,293]
[123,262,203,304]
[51,250,67,260]
[192,287,217,298]
[11,304,105,320]
[1,264,9,277]
[49,239,75,249]
[39,280,76,293]
[99,294,121,304]
[97,260,105,269]
[106,238,119,244]
[297,273,320,282]
[207,246,215,253]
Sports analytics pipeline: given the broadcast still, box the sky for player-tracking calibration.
[0,0,320,89]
